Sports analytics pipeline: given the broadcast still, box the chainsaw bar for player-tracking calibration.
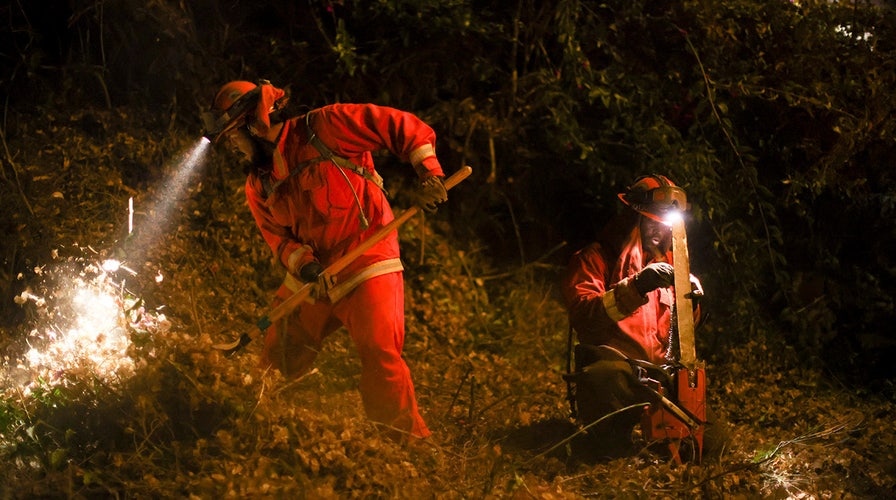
[670,216,697,368]
[641,214,706,464]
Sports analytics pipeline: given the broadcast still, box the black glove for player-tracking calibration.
[298,260,336,299]
[633,262,675,296]
[688,274,704,301]
[687,274,704,311]
[416,176,448,212]
[299,261,324,283]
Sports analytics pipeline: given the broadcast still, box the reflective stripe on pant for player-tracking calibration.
[259,271,431,439]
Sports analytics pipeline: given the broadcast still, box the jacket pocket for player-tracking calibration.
[305,164,356,220]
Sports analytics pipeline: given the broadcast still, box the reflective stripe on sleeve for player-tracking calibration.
[602,288,627,322]
[286,245,313,274]
[283,271,305,294]
[281,258,405,304]
[409,144,436,168]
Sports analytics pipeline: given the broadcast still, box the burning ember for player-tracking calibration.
[2,139,207,397]
[3,257,169,395]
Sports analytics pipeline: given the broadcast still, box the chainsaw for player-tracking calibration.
[639,214,707,464]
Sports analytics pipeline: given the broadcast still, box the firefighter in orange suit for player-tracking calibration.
[209,80,447,440]
[562,175,705,456]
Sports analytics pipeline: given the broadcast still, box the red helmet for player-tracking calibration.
[202,79,287,143]
[213,81,257,111]
[618,174,687,222]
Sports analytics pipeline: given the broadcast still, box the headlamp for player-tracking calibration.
[201,78,292,144]
[625,185,688,219]
[661,207,684,225]
[648,185,687,210]
[201,84,265,144]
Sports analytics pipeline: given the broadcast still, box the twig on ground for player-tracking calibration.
[477,241,567,281]
[269,368,320,398]
[443,364,473,420]
[0,122,35,216]
[657,416,866,494]
[525,402,649,464]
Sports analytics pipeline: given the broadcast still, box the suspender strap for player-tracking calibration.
[305,113,387,194]
[261,155,325,199]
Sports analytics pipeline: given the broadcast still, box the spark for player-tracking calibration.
[3,139,204,397]
[12,275,133,390]
[4,263,168,395]
[102,259,121,272]
[102,259,137,276]
[73,282,120,335]
[14,290,46,308]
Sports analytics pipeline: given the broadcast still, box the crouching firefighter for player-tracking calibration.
[561,174,728,462]
[202,79,450,441]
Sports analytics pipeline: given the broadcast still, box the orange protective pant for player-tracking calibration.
[259,271,431,439]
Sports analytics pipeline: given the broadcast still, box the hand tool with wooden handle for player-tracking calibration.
[212,166,473,356]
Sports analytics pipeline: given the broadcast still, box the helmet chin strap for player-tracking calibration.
[237,129,276,177]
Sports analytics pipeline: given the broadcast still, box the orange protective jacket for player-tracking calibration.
[245,103,444,300]
[562,212,676,364]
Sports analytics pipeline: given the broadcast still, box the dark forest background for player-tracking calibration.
[5,0,893,384]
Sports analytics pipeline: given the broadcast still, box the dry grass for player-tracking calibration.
[1,107,895,499]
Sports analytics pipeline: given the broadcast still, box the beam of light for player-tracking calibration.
[2,138,206,399]
[124,137,212,265]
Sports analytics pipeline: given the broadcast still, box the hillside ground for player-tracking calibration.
[1,106,894,498]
